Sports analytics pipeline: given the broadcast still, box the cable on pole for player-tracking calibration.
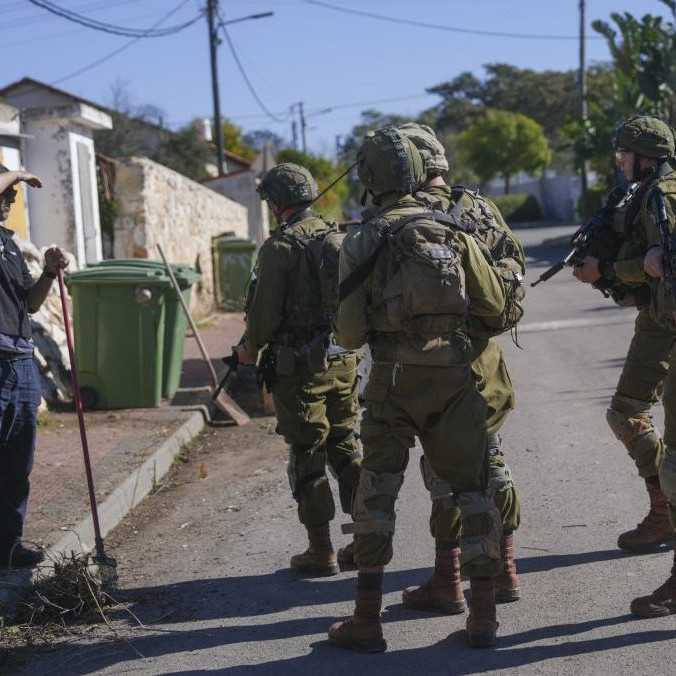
[51,0,196,86]
[303,0,602,41]
[27,0,204,38]
[217,13,286,123]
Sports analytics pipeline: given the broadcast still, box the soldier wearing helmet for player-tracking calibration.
[571,116,676,575]
[392,122,525,615]
[610,116,676,620]
[329,126,507,651]
[235,162,361,577]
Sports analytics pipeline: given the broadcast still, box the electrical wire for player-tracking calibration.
[217,14,286,123]
[1,0,141,29]
[51,0,197,86]
[26,0,203,38]
[303,0,602,41]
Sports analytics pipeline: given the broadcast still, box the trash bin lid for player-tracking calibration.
[66,266,173,286]
[215,236,257,253]
[87,259,200,287]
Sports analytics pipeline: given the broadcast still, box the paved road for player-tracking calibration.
[16,225,676,675]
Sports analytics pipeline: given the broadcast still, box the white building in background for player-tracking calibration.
[0,78,112,266]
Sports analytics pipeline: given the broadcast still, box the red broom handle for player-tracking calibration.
[57,269,105,559]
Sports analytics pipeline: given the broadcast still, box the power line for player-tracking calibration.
[26,0,203,38]
[217,13,286,123]
[303,0,603,41]
[51,0,196,86]
[1,0,141,29]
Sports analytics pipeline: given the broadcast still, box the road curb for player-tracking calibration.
[0,409,206,619]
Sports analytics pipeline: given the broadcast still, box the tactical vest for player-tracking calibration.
[276,216,342,346]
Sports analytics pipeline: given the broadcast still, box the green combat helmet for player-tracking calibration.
[357,126,425,201]
[257,162,318,209]
[614,115,675,160]
[397,122,449,178]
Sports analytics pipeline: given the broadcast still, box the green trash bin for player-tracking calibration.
[213,234,257,310]
[66,267,173,409]
[88,259,200,399]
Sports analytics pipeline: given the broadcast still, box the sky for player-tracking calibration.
[1,0,672,157]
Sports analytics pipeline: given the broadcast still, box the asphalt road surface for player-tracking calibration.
[15,225,676,675]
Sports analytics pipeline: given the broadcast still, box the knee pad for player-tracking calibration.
[342,468,404,536]
[606,406,660,465]
[487,456,514,494]
[659,446,676,505]
[420,455,456,509]
[457,491,502,576]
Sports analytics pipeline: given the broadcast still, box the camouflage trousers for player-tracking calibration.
[350,359,502,578]
[607,309,675,479]
[657,337,676,527]
[428,338,520,543]
[272,353,361,528]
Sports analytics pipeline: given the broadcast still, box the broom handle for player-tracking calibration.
[57,269,105,559]
[157,244,219,389]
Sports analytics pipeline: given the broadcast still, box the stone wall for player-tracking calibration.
[113,157,249,316]
[204,170,269,244]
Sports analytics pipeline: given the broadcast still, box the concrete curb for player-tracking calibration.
[0,409,206,618]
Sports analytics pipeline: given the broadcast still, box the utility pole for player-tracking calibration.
[299,101,307,154]
[207,0,225,177]
[579,0,588,198]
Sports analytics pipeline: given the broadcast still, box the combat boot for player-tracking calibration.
[329,570,387,653]
[618,476,673,552]
[466,577,498,648]
[290,524,338,576]
[495,533,521,603]
[630,549,676,618]
[402,544,465,614]
[337,540,357,571]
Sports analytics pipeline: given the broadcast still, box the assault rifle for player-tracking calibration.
[530,183,635,294]
[652,189,676,305]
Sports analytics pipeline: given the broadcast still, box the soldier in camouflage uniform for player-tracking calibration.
[235,163,361,577]
[328,127,506,651]
[394,123,523,614]
[574,117,675,556]
[605,116,676,618]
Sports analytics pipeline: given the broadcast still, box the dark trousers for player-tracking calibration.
[0,358,40,553]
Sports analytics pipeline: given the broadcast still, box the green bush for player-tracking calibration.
[577,184,607,220]
[492,193,543,222]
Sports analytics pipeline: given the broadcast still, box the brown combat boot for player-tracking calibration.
[290,524,339,576]
[402,544,465,614]
[495,533,521,603]
[329,570,387,653]
[337,540,357,572]
[618,476,674,552]
[466,577,498,648]
[630,549,676,618]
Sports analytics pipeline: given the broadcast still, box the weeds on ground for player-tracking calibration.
[0,552,117,651]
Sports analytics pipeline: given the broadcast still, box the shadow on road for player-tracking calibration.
[152,619,676,676]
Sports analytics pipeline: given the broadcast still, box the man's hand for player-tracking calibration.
[573,256,601,284]
[43,247,68,276]
[644,246,664,279]
[16,171,42,189]
[234,343,258,366]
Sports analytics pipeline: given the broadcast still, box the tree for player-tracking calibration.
[222,119,256,161]
[275,149,349,221]
[567,0,676,187]
[153,124,211,181]
[458,110,551,193]
[243,129,286,154]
